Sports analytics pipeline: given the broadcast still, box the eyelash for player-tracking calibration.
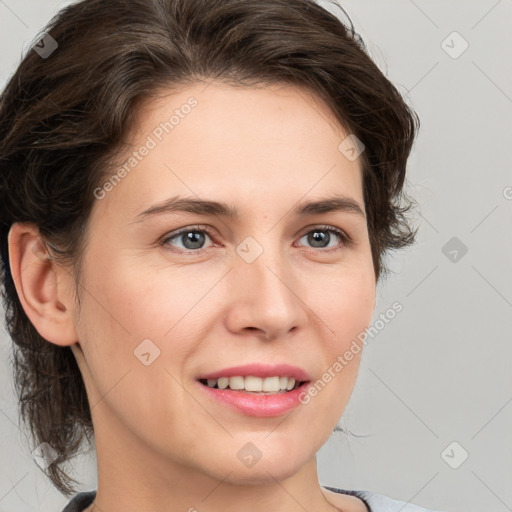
[160,224,353,255]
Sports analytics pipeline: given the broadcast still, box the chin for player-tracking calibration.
[220,439,312,485]
[220,460,306,486]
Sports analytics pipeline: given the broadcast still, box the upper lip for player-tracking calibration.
[198,363,311,382]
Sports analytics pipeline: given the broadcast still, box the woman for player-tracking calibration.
[0,0,442,511]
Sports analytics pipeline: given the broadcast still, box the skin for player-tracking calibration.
[9,81,376,512]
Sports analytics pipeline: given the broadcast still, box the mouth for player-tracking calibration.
[198,376,309,395]
[196,376,312,416]
[195,363,313,416]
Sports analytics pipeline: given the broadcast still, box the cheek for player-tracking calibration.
[74,253,215,395]
[305,262,375,402]
[311,260,376,347]
[331,284,375,345]
[73,257,197,431]
[80,257,178,340]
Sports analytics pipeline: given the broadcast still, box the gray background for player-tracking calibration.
[1,1,511,511]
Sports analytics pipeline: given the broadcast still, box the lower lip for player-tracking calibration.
[197,380,311,417]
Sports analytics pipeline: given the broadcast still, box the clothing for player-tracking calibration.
[61,490,95,512]
[324,486,444,512]
[61,487,444,512]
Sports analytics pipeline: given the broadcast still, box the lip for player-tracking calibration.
[197,363,312,381]
[196,363,312,417]
[196,379,312,417]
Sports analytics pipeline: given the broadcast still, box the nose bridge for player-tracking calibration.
[226,229,307,335]
[236,230,289,296]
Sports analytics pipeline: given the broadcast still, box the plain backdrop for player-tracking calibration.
[0,1,511,511]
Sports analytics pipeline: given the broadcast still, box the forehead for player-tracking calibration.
[94,81,364,222]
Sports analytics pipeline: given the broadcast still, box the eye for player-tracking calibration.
[161,224,352,254]
[162,225,215,252]
[295,225,352,252]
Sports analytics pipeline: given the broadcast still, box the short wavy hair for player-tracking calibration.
[0,0,419,496]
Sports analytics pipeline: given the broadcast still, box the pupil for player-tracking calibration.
[183,231,205,249]
[181,230,330,250]
[309,230,328,248]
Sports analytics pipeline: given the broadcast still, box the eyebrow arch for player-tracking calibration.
[132,195,366,223]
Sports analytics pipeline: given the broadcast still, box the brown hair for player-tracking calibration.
[0,0,419,496]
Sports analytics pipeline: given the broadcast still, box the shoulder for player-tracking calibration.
[60,490,96,512]
[358,490,445,512]
[324,486,444,512]
[64,487,446,512]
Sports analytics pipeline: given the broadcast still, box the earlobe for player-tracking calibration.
[7,222,78,346]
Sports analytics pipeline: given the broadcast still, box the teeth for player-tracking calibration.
[262,376,280,392]
[217,377,229,389]
[229,376,244,390]
[203,376,301,393]
[245,376,263,391]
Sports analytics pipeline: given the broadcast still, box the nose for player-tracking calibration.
[223,241,309,341]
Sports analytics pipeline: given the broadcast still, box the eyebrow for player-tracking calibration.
[132,195,366,223]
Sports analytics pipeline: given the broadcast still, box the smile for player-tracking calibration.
[197,378,312,416]
[199,375,304,394]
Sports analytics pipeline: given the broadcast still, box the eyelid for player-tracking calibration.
[160,223,353,253]
[160,224,216,251]
[295,224,353,251]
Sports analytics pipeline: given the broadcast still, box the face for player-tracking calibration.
[69,81,376,485]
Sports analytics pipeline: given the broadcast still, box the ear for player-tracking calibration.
[7,222,78,346]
